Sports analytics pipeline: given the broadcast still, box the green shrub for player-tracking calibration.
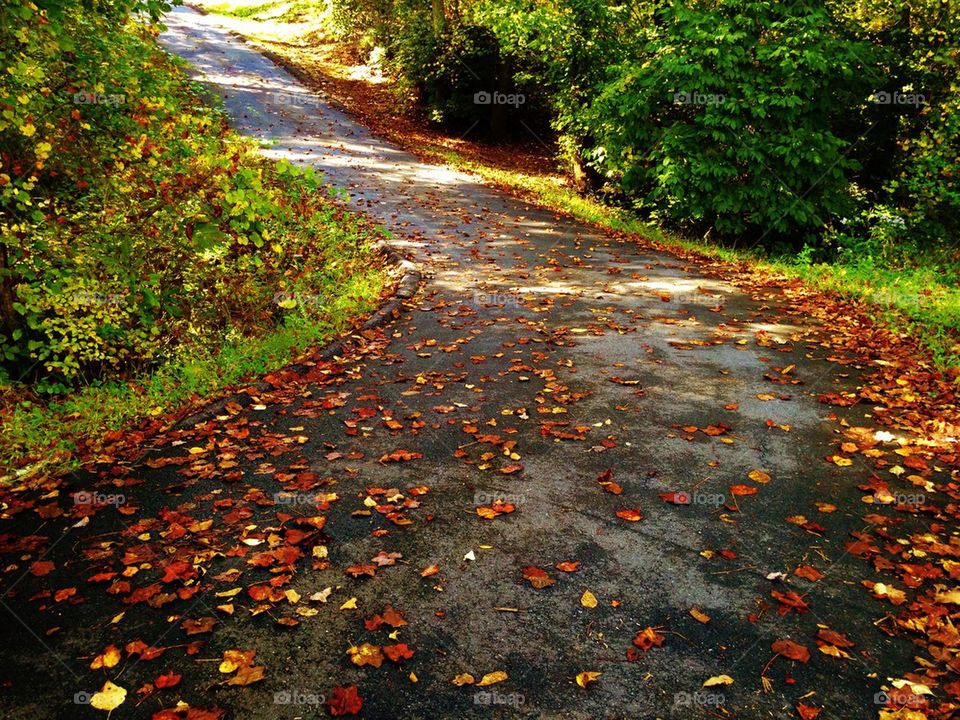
[583,0,879,244]
[0,0,383,393]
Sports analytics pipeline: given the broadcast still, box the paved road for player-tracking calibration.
[0,7,920,720]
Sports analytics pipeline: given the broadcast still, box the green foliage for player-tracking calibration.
[584,1,878,243]
[314,0,957,257]
[473,0,627,171]
[0,0,386,393]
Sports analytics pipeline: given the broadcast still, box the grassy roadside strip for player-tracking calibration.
[0,24,394,480]
[196,0,959,371]
[0,269,389,482]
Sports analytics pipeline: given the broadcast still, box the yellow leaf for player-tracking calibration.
[690,608,711,624]
[477,671,508,686]
[934,588,960,605]
[580,590,598,608]
[90,681,126,711]
[452,673,475,686]
[576,671,601,688]
[90,644,121,670]
[347,643,384,668]
[340,597,358,610]
[818,644,850,659]
[703,674,734,687]
[748,469,771,484]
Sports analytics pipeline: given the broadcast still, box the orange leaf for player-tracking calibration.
[616,507,643,522]
[521,566,556,589]
[632,627,665,651]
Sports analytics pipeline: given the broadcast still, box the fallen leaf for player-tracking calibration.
[772,638,810,663]
[616,507,643,522]
[748,470,771,484]
[522,566,556,589]
[90,681,127,711]
[796,703,822,719]
[154,671,181,689]
[632,627,665,651]
[576,671,601,688]
[90,644,121,670]
[477,671,507,686]
[383,643,414,663]
[327,685,363,716]
[690,608,711,624]
[703,675,734,687]
[347,643,384,668]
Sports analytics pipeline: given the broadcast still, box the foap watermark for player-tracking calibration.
[674,691,725,708]
[864,288,921,310]
[474,491,525,506]
[474,91,525,108]
[274,689,325,706]
[73,491,126,507]
[474,691,525,707]
[73,291,126,307]
[73,91,125,106]
[870,90,926,107]
[881,491,926,508]
[273,491,323,506]
[673,91,725,106]
[659,290,726,307]
[74,690,93,705]
[270,91,324,109]
[472,291,520,308]
[874,690,925,708]
[664,490,725,507]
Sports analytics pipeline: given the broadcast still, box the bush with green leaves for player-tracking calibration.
[0,0,384,393]
[583,0,881,245]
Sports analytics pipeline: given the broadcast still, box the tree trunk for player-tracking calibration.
[431,0,445,37]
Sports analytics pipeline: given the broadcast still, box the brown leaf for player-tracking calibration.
[772,638,810,663]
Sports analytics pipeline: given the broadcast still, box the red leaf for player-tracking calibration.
[383,643,414,663]
[327,685,363,716]
[154,671,181,689]
[29,560,54,576]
